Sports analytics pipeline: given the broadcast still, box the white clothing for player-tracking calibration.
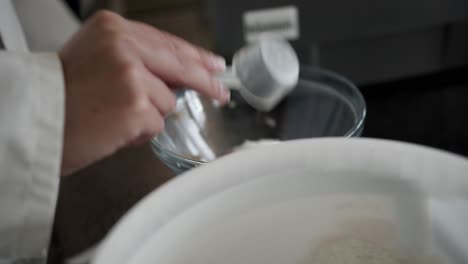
[0,0,78,262]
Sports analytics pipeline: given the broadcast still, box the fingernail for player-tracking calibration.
[220,86,231,102]
[216,80,230,103]
[210,55,226,71]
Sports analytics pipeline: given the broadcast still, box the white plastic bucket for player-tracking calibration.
[92,138,468,264]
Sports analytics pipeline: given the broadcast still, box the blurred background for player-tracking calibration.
[63,0,468,156]
[51,1,468,263]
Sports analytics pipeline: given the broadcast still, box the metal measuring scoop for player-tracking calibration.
[218,38,300,111]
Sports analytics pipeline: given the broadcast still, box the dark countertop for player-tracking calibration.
[49,144,175,262]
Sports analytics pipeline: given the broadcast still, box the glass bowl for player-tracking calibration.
[151,66,366,174]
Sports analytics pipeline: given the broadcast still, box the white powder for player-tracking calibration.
[234,139,281,152]
[309,238,441,264]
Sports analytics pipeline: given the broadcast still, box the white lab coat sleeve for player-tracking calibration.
[0,51,64,261]
[13,0,80,51]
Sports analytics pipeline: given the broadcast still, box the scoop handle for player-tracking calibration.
[216,66,242,90]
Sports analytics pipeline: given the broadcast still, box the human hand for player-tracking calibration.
[59,11,229,176]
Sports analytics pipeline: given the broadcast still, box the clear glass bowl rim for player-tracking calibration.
[151,66,367,166]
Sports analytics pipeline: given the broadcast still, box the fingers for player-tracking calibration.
[121,17,230,103]
[129,21,226,73]
[163,32,227,73]
[143,69,177,117]
[130,68,176,144]
[137,45,230,104]
[144,104,165,140]
[126,84,167,145]
[133,105,165,145]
